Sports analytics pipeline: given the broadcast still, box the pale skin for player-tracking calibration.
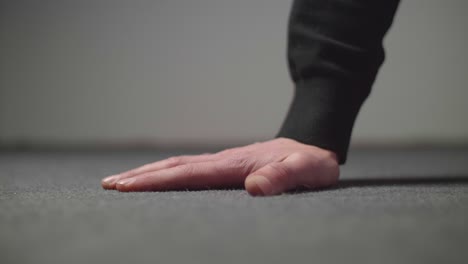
[101,137,340,196]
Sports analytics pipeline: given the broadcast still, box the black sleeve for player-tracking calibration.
[275,0,400,165]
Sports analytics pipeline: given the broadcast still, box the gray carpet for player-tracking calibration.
[1,147,468,264]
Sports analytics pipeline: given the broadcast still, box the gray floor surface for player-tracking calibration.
[1,147,468,264]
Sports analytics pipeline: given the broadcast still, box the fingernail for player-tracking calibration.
[116,178,136,186]
[102,175,118,184]
[248,175,273,196]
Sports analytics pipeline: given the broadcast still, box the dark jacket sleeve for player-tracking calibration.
[275,0,400,165]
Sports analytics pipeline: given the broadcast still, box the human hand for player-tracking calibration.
[101,137,339,196]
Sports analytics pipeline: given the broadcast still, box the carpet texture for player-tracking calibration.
[1,148,468,264]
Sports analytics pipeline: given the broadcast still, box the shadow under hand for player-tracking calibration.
[337,175,468,188]
[288,175,468,195]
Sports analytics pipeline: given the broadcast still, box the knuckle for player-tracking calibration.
[289,151,320,168]
[166,156,183,167]
[291,151,311,160]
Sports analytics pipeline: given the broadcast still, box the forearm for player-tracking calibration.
[276,0,400,165]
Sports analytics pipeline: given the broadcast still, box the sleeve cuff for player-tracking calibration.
[275,78,367,165]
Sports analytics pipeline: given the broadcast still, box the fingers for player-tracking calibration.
[101,153,217,189]
[114,160,244,192]
[244,152,339,196]
[101,142,340,195]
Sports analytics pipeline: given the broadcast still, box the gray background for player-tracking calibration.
[1,0,467,147]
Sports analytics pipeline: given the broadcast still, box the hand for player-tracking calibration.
[101,137,340,196]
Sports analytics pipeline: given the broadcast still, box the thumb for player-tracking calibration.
[244,152,339,196]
